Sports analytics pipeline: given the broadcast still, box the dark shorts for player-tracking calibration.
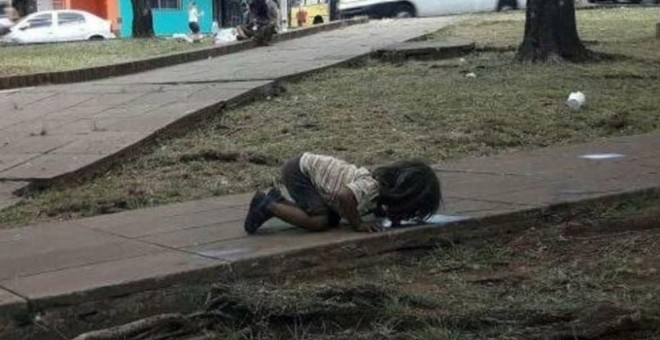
[281,156,341,227]
[189,22,200,34]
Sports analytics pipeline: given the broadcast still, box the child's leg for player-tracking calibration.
[274,155,339,231]
[244,155,339,234]
[268,202,332,232]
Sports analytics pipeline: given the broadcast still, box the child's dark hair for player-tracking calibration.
[373,160,441,222]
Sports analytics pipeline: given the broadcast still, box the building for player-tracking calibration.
[23,0,216,38]
[16,0,286,38]
[31,0,119,33]
[118,0,213,37]
[67,0,119,32]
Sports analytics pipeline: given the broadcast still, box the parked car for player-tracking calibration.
[0,14,12,35]
[338,0,525,19]
[2,10,115,44]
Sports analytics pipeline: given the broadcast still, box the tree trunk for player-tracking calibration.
[516,0,591,62]
[131,0,154,38]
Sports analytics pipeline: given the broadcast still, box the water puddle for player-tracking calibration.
[579,153,625,160]
[382,214,467,228]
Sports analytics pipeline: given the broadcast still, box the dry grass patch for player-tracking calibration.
[0,38,212,76]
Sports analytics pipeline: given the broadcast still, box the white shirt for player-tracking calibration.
[188,7,200,23]
[299,153,380,215]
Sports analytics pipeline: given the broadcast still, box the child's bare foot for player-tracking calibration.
[244,191,274,234]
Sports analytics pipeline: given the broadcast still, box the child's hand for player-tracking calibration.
[355,222,382,233]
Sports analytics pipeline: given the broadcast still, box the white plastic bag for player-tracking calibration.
[214,28,237,45]
[566,91,586,110]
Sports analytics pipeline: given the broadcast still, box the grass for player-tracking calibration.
[1,8,660,228]
[0,37,214,76]
[74,202,660,339]
[433,7,659,57]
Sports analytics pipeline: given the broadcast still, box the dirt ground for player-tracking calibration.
[73,200,660,340]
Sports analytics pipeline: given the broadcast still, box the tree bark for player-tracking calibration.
[516,0,592,62]
[131,0,154,38]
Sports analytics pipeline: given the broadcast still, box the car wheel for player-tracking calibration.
[393,4,415,18]
[89,35,105,41]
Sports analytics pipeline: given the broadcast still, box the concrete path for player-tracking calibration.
[0,17,458,210]
[1,133,659,337]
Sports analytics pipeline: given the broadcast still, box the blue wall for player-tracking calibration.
[119,0,213,38]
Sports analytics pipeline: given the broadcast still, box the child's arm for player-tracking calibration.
[336,187,381,233]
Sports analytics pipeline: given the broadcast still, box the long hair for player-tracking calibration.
[372,160,441,223]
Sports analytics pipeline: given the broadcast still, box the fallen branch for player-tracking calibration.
[72,313,191,340]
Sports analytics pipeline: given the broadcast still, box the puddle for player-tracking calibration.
[579,153,625,160]
[382,214,467,228]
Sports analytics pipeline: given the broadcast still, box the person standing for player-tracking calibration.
[188,2,203,40]
[296,3,307,27]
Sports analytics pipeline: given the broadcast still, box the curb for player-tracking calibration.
[0,18,368,91]
[2,185,659,339]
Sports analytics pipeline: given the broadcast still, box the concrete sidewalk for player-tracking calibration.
[0,17,459,210]
[1,133,659,339]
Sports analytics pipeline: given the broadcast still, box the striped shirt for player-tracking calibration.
[299,153,379,215]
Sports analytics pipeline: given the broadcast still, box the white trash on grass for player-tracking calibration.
[214,28,238,44]
[566,91,586,110]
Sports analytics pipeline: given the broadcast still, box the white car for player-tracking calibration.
[3,10,115,44]
[339,0,526,19]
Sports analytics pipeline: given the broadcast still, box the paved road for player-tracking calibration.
[0,18,459,209]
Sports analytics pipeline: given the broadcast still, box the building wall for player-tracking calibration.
[119,0,213,38]
[67,0,106,18]
[63,0,119,33]
[36,0,60,11]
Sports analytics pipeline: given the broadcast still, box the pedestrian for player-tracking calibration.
[240,0,249,26]
[295,4,307,27]
[236,0,276,45]
[268,0,281,33]
[244,153,442,234]
[188,2,203,40]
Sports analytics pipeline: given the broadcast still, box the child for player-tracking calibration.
[244,153,441,234]
[188,2,203,40]
[236,0,276,45]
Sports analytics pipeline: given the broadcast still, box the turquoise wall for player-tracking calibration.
[119,0,213,38]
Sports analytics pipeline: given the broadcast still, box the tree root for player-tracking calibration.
[71,314,192,340]
[72,281,658,340]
